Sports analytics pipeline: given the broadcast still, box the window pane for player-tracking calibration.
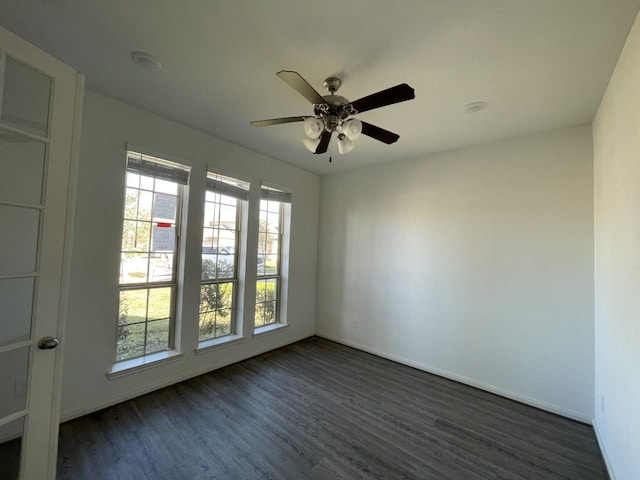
[205,190,217,202]
[0,347,29,417]
[140,175,154,190]
[259,210,268,232]
[117,286,173,361]
[266,213,280,233]
[200,283,233,313]
[124,188,139,219]
[148,287,172,320]
[126,172,140,188]
[202,227,215,246]
[116,322,145,361]
[216,255,235,279]
[218,229,236,246]
[0,205,40,275]
[146,319,170,354]
[257,254,265,276]
[154,178,177,195]
[215,309,232,337]
[120,254,149,283]
[121,220,151,252]
[149,254,173,282]
[199,282,234,341]
[121,220,136,250]
[0,277,34,347]
[255,279,278,327]
[267,200,280,213]
[265,255,279,275]
[262,301,277,325]
[219,204,236,224]
[2,57,51,137]
[0,134,46,205]
[204,203,217,227]
[201,247,234,280]
[201,258,216,280]
[118,289,147,325]
[265,234,279,255]
[138,190,153,220]
[258,279,277,301]
[257,232,267,256]
[199,309,232,341]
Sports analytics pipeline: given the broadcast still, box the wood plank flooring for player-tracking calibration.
[55,337,608,479]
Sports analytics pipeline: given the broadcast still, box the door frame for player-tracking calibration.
[0,25,84,479]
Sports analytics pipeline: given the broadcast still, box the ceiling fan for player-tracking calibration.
[250,70,415,155]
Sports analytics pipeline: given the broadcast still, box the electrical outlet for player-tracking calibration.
[352,319,359,330]
[600,393,605,414]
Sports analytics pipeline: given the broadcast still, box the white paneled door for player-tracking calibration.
[0,27,83,479]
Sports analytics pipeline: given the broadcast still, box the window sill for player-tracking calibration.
[253,322,288,338]
[195,334,245,355]
[107,350,184,380]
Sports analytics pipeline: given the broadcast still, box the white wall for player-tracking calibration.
[593,11,640,480]
[316,125,594,421]
[61,91,320,418]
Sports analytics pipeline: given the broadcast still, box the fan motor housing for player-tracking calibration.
[315,95,351,120]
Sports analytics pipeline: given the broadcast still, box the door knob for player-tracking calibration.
[37,336,59,350]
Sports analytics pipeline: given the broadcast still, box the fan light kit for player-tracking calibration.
[251,70,415,156]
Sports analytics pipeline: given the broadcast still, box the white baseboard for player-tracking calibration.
[316,333,592,424]
[593,418,617,480]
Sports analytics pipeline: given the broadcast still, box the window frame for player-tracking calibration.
[114,151,189,364]
[198,171,249,343]
[255,185,291,330]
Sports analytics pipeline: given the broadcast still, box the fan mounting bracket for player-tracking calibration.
[323,77,342,94]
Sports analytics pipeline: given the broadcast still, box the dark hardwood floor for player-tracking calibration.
[54,337,608,479]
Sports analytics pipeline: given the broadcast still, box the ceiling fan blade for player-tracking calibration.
[250,116,306,127]
[361,121,400,144]
[348,84,415,114]
[315,130,332,154]
[276,70,326,105]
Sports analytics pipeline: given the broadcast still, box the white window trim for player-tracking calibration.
[195,333,245,355]
[257,184,292,330]
[113,148,190,369]
[253,322,288,338]
[107,350,184,380]
[197,170,249,343]
[254,185,291,329]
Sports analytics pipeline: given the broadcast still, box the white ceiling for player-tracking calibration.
[1,1,638,176]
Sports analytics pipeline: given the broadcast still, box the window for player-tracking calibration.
[199,172,249,342]
[116,152,189,362]
[255,186,291,328]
